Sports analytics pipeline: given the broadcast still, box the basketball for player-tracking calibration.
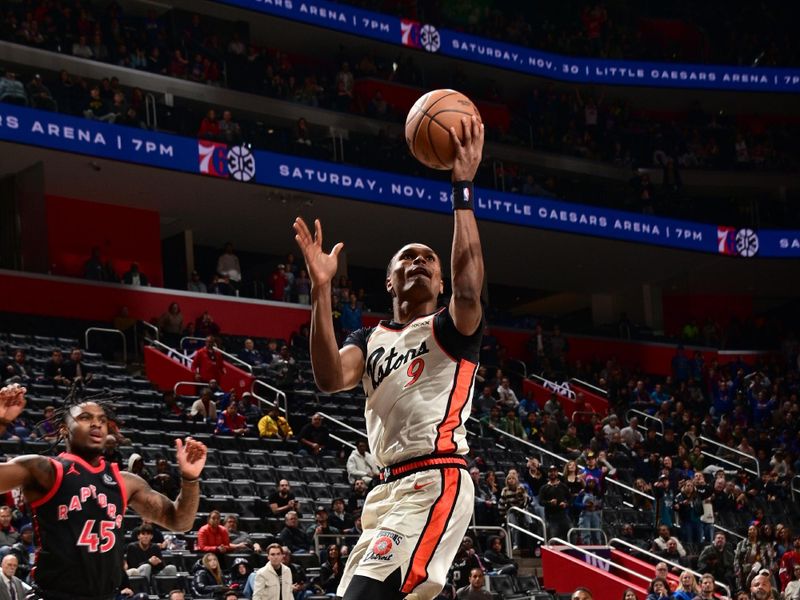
[405,89,482,170]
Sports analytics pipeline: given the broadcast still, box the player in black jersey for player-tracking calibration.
[0,383,207,600]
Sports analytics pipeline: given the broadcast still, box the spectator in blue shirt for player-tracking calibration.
[340,292,362,336]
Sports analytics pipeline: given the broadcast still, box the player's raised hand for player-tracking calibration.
[450,115,484,183]
[293,217,343,287]
[0,384,27,425]
[175,436,207,480]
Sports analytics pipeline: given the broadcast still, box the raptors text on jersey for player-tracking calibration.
[30,453,127,598]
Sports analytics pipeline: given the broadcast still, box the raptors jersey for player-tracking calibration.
[345,307,482,466]
[30,453,127,599]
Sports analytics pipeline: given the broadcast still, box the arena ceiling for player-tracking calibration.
[3,142,797,300]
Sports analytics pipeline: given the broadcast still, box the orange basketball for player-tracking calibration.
[405,89,482,170]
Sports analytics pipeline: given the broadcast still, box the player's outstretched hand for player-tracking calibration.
[0,384,27,424]
[450,115,484,183]
[175,437,207,480]
[293,217,343,288]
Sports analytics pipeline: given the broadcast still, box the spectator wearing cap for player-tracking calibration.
[327,498,353,532]
[188,270,207,293]
[8,523,34,580]
[559,423,581,459]
[580,451,607,491]
[227,556,251,592]
[125,523,179,582]
[306,506,340,540]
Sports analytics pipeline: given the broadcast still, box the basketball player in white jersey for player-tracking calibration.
[293,115,484,600]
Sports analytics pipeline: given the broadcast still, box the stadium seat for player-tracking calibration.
[153,574,183,597]
[487,574,528,599]
[126,575,149,595]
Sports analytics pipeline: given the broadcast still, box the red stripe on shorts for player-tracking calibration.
[401,468,461,593]
[434,359,476,453]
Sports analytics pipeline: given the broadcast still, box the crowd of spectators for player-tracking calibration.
[2,0,799,183]
[465,320,800,596]
[342,0,800,67]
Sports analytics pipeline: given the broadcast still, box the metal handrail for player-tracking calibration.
[317,411,368,439]
[144,92,157,129]
[179,335,206,350]
[567,527,608,546]
[84,327,127,363]
[508,506,547,543]
[547,537,654,587]
[314,531,361,555]
[173,381,209,397]
[251,379,289,419]
[699,435,759,477]
[609,537,732,598]
[572,410,599,420]
[331,434,356,452]
[467,416,655,503]
[569,378,608,397]
[140,320,159,341]
[712,523,745,541]
[625,408,664,435]
[700,451,751,475]
[530,373,576,399]
[507,358,528,379]
[216,347,253,374]
[149,338,192,367]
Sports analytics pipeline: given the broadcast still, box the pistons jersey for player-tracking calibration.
[30,453,127,599]
[345,307,482,466]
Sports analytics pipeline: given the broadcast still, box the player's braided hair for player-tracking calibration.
[33,385,123,454]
